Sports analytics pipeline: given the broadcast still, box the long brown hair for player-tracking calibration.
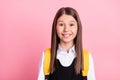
[50,7,83,74]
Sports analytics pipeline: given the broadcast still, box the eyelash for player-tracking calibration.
[70,24,74,26]
[58,23,74,26]
[59,23,64,26]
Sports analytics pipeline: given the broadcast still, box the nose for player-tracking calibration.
[64,25,69,32]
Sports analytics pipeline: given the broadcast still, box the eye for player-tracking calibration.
[70,23,74,26]
[58,23,64,26]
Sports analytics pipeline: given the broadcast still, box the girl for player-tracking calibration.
[38,7,95,80]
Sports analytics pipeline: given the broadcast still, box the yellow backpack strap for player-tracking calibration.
[82,50,89,76]
[43,48,89,77]
[43,48,51,75]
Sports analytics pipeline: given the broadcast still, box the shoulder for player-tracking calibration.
[44,48,51,54]
[87,51,94,63]
[83,50,93,60]
[83,50,94,69]
[86,51,96,80]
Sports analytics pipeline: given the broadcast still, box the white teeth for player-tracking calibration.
[62,34,70,38]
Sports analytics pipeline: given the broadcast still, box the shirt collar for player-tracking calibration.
[58,44,76,54]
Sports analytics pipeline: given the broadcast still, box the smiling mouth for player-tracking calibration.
[62,34,71,38]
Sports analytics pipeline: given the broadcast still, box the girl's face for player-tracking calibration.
[56,14,78,44]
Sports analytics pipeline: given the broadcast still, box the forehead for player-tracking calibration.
[57,14,77,22]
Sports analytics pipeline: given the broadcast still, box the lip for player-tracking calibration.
[62,34,71,38]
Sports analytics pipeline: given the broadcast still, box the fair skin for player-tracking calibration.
[56,14,78,52]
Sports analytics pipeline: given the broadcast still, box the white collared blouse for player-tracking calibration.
[38,45,95,80]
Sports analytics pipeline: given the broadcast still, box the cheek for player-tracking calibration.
[56,26,63,33]
[72,27,78,34]
[74,30,78,36]
[56,26,60,34]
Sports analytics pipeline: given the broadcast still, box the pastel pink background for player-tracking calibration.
[0,0,120,80]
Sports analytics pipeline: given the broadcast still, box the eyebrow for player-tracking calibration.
[57,20,63,22]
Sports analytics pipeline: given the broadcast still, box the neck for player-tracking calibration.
[60,41,74,53]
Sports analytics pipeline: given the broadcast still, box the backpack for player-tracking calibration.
[43,48,89,79]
